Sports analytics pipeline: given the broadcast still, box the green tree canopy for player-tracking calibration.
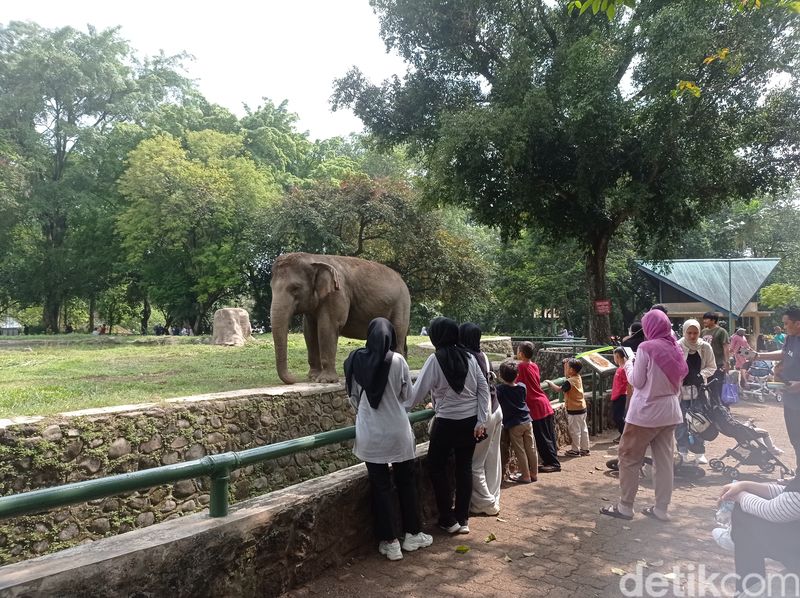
[0,21,191,330]
[333,0,800,341]
[118,131,278,331]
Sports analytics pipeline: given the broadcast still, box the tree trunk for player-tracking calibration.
[585,235,611,345]
[141,297,151,335]
[88,296,96,332]
[43,295,60,333]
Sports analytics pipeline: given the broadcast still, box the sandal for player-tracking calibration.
[641,506,670,522]
[600,504,633,520]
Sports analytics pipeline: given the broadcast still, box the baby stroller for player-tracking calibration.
[705,393,794,479]
[741,359,783,403]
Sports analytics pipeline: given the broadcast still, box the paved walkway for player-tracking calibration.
[286,400,794,598]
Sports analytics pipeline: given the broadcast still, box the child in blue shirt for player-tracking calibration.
[495,360,538,484]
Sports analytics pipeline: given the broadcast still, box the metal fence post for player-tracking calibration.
[209,468,231,518]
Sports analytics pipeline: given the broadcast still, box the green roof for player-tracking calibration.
[637,258,779,316]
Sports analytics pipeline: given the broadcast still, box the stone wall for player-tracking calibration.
[0,446,438,598]
[0,385,429,565]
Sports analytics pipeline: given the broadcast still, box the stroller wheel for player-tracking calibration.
[709,459,725,471]
[606,458,619,471]
[724,466,740,479]
[777,394,783,403]
[760,462,776,473]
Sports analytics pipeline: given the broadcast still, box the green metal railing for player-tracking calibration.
[0,409,435,521]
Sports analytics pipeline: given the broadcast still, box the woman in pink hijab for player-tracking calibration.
[601,309,688,522]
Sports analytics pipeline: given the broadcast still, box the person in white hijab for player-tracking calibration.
[675,319,717,463]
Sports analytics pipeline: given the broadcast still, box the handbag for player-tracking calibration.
[721,375,739,406]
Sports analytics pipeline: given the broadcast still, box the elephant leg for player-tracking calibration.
[303,315,322,380]
[316,314,340,383]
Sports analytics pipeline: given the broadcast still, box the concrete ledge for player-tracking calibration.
[0,441,432,597]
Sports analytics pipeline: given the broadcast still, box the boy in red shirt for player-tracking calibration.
[611,347,628,444]
[515,341,561,472]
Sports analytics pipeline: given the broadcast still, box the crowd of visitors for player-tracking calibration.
[345,305,800,598]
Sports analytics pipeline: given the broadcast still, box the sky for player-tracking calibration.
[3,1,409,140]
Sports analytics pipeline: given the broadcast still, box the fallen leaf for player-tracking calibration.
[496,517,507,523]
[455,545,470,554]
[637,560,649,568]
[634,538,642,542]
[622,526,631,530]
[522,551,536,557]
[611,567,626,576]
[503,554,513,563]
[601,497,610,501]
[649,559,664,567]
[485,533,497,543]
[663,573,678,580]
[595,466,603,470]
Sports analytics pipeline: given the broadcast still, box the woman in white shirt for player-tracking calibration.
[345,318,433,561]
[411,317,489,535]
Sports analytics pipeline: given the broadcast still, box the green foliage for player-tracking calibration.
[760,283,800,308]
[117,131,278,330]
[333,0,800,341]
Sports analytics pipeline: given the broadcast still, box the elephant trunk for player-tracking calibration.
[271,301,298,385]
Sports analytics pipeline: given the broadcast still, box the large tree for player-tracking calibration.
[117,131,278,332]
[0,22,190,330]
[333,0,800,341]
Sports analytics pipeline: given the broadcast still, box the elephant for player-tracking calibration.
[270,252,411,384]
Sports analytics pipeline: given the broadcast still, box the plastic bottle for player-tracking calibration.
[715,500,735,526]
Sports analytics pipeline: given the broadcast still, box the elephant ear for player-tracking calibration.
[311,262,341,300]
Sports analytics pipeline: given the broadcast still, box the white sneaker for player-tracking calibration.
[681,452,696,464]
[402,532,433,552]
[697,455,709,465]
[439,522,461,534]
[712,527,735,552]
[457,524,470,534]
[678,451,689,463]
[378,539,403,561]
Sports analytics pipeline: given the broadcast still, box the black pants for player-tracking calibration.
[731,503,800,593]
[365,460,421,542]
[532,415,561,468]
[427,416,476,527]
[708,367,725,401]
[611,397,627,435]
[785,395,800,470]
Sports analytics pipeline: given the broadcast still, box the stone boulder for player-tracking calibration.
[212,308,252,347]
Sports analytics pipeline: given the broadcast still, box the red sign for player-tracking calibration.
[594,300,612,315]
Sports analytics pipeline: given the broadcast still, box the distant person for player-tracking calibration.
[558,328,569,338]
[774,325,786,349]
[91,327,100,336]
[515,341,560,472]
[345,318,433,561]
[611,348,629,443]
[730,328,752,387]
[495,360,537,484]
[64,323,73,334]
[420,326,428,336]
[544,358,589,457]
[701,312,730,396]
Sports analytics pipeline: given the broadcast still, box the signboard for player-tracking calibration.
[594,299,612,315]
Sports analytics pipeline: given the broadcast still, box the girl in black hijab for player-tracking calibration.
[622,321,645,352]
[345,318,433,561]
[411,317,490,534]
[459,323,503,516]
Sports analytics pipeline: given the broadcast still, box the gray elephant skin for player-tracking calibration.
[270,252,411,384]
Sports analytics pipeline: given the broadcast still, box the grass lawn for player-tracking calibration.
[0,334,433,418]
